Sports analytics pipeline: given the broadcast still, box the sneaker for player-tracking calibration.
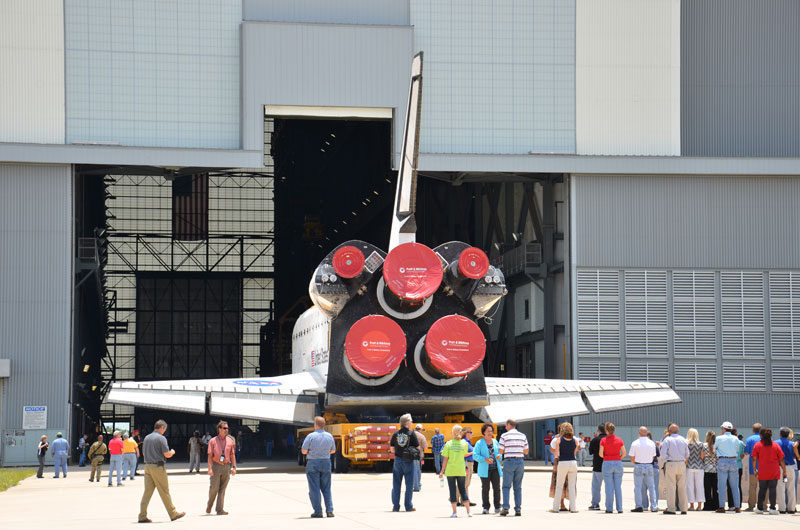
[515,510,521,516]
[467,513,473,517]
[588,505,600,511]
[769,509,780,515]
[494,508,501,514]
[500,509,509,516]
[482,509,489,515]
[450,513,458,518]
[651,508,659,512]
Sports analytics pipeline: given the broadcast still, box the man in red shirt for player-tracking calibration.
[752,428,787,515]
[543,430,554,465]
[207,420,237,515]
[108,431,124,487]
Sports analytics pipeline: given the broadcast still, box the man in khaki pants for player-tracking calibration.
[207,420,237,515]
[87,434,107,482]
[660,423,689,514]
[138,420,185,523]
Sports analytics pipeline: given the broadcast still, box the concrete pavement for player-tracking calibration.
[1,460,794,529]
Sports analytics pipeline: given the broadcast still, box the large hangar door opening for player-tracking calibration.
[268,117,394,374]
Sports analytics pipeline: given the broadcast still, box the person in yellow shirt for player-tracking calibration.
[122,432,140,481]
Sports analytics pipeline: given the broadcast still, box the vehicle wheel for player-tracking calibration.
[333,447,349,474]
[374,460,392,473]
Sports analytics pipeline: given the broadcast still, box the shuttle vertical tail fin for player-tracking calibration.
[389,52,423,251]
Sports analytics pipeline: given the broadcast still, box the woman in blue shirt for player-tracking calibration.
[473,423,503,514]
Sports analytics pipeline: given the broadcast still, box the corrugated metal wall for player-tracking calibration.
[681,1,800,156]
[576,0,680,156]
[410,0,575,155]
[0,164,72,433]
[244,0,409,25]
[573,175,800,269]
[575,391,798,430]
[241,22,412,160]
[0,0,65,144]
[64,0,241,149]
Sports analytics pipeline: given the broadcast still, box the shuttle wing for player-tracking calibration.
[107,371,326,425]
[476,377,681,423]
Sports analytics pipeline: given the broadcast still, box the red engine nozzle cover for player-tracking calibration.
[425,315,486,377]
[344,315,407,377]
[332,245,365,279]
[382,242,443,302]
[457,247,490,279]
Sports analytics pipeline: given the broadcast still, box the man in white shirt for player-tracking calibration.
[629,426,658,513]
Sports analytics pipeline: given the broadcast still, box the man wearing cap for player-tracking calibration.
[413,424,428,492]
[108,431,124,487]
[50,432,70,478]
[714,421,742,513]
[87,434,107,482]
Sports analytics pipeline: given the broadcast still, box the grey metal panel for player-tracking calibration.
[64,0,242,149]
[681,2,800,157]
[0,142,262,168]
[0,0,65,144]
[0,164,72,433]
[244,0,409,25]
[575,390,796,430]
[411,0,576,155]
[241,22,413,163]
[573,176,800,269]
[417,153,800,176]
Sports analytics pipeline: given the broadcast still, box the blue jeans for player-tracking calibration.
[108,454,123,485]
[544,447,553,465]
[501,457,524,511]
[602,460,624,512]
[413,460,422,490]
[79,449,87,467]
[433,451,442,474]
[123,453,137,479]
[392,457,415,511]
[306,458,333,514]
[717,458,740,508]
[53,454,68,477]
[591,470,604,506]
[634,463,657,510]
[642,465,660,508]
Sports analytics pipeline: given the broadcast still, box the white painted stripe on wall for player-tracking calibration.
[0,0,65,144]
[576,0,680,156]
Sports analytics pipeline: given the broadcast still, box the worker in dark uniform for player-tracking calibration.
[88,434,108,482]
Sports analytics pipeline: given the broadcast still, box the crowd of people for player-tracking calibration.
[565,421,800,515]
[29,416,800,522]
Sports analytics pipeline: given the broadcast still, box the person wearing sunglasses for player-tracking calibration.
[207,421,237,515]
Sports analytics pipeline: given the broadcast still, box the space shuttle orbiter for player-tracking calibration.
[107,53,681,425]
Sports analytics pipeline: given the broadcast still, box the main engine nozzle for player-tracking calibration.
[343,315,406,386]
[378,242,443,319]
[414,314,486,386]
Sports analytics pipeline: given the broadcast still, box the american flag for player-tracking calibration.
[172,174,209,240]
